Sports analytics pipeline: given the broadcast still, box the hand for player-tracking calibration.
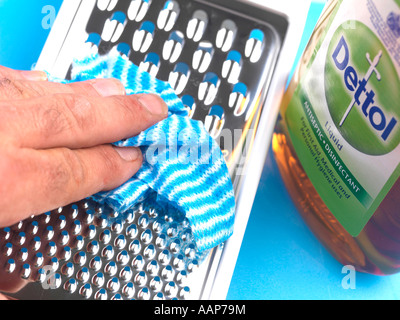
[0,66,168,228]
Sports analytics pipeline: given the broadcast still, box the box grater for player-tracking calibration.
[0,0,309,300]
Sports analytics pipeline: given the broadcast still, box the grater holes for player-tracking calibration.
[179,286,190,299]
[94,288,107,300]
[154,292,165,300]
[92,272,105,287]
[116,250,129,265]
[168,62,190,95]
[139,52,160,77]
[97,0,119,12]
[176,270,188,285]
[143,244,156,259]
[122,282,135,298]
[79,33,101,59]
[162,30,184,64]
[32,236,42,251]
[186,10,208,42]
[204,105,225,139]
[1,227,11,241]
[61,246,72,261]
[61,262,74,277]
[127,0,152,22]
[137,286,150,300]
[132,20,155,53]
[1,201,201,300]
[46,241,57,257]
[17,247,28,262]
[111,218,123,234]
[245,29,265,63]
[119,266,133,282]
[101,11,126,43]
[133,270,147,286]
[157,0,180,32]
[164,281,178,297]
[222,50,242,84]
[116,42,131,58]
[138,213,150,229]
[89,256,102,271]
[129,239,141,254]
[140,229,153,244]
[104,261,118,276]
[158,249,171,265]
[216,19,237,52]
[79,283,92,299]
[132,254,145,270]
[151,219,162,233]
[161,265,175,281]
[146,259,159,275]
[114,234,126,251]
[107,276,121,292]
[192,41,214,73]
[155,233,167,248]
[229,82,250,117]
[3,242,12,257]
[181,95,196,118]
[149,275,163,292]
[198,72,220,106]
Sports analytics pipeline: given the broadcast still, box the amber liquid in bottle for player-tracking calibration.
[273,0,400,275]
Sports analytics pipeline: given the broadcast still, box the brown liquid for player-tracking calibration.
[272,0,400,275]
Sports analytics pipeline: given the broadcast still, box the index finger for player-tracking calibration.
[1,92,168,149]
[0,65,47,82]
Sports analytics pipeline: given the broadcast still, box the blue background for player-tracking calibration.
[0,0,399,299]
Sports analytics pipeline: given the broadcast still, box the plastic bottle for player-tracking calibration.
[273,0,400,275]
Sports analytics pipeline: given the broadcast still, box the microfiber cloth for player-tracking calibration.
[61,48,236,252]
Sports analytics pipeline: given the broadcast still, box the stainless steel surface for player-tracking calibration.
[0,201,205,300]
[0,0,291,300]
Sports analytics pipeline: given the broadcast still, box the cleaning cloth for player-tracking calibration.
[63,49,235,253]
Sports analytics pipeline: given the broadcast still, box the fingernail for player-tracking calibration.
[91,78,126,97]
[114,147,141,162]
[20,70,48,81]
[137,93,168,115]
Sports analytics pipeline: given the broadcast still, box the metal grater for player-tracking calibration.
[0,0,292,300]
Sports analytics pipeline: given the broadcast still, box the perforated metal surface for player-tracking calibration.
[0,201,206,300]
[0,0,288,300]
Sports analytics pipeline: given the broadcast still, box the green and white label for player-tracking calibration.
[285,0,400,236]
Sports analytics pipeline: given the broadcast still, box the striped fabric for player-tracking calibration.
[66,49,235,252]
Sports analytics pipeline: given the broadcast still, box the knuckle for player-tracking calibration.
[59,148,86,187]
[47,148,86,192]
[66,94,97,132]
[100,145,121,170]
[0,77,24,98]
[112,95,145,123]
[0,144,20,218]
[36,99,71,138]
[0,66,16,79]
[35,94,96,139]
[18,80,48,97]
[97,146,124,186]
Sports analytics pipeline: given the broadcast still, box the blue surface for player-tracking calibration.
[227,2,400,300]
[1,0,400,300]
[0,0,62,70]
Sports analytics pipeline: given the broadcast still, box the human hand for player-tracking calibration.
[0,65,168,228]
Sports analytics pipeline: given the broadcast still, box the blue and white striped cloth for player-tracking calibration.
[67,49,235,252]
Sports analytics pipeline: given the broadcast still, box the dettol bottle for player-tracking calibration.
[273,0,400,274]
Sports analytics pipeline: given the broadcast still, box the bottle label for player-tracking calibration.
[285,0,400,236]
